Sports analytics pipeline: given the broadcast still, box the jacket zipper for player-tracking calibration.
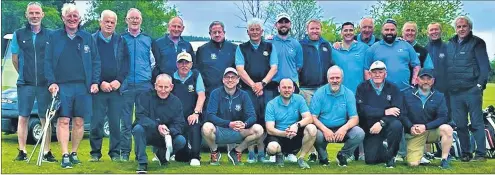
[413,90,435,109]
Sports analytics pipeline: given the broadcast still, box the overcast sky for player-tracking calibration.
[76,1,495,59]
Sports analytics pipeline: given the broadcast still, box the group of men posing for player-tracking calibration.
[12,2,491,174]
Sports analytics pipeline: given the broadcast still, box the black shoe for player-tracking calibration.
[14,150,27,161]
[69,152,81,164]
[155,148,168,166]
[319,158,330,166]
[60,154,73,169]
[336,151,347,167]
[386,157,396,168]
[472,156,487,162]
[227,149,244,166]
[136,163,148,174]
[89,155,100,162]
[275,153,284,167]
[308,153,317,162]
[42,151,58,163]
[461,154,472,162]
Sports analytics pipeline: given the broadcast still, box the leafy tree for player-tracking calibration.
[368,0,466,45]
[320,18,341,43]
[264,0,323,40]
[83,0,178,39]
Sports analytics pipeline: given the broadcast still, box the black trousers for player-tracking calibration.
[363,118,403,164]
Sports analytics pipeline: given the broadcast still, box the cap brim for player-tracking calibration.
[224,71,238,76]
[177,58,192,62]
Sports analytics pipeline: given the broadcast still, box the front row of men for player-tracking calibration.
[132,58,454,173]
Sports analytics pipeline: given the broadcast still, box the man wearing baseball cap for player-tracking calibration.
[170,52,206,166]
[202,67,263,166]
[401,68,452,169]
[355,60,405,168]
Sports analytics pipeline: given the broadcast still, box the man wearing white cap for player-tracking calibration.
[355,60,405,168]
[269,13,304,94]
[170,52,206,166]
[202,67,264,166]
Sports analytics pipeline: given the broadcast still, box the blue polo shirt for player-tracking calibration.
[268,35,303,83]
[11,31,37,54]
[310,84,357,128]
[173,70,205,92]
[265,94,309,131]
[332,42,369,93]
[235,40,279,66]
[370,79,384,95]
[364,39,420,91]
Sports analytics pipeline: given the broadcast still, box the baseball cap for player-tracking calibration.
[369,60,387,71]
[383,18,397,27]
[223,67,238,76]
[276,13,291,22]
[418,68,434,78]
[177,52,192,62]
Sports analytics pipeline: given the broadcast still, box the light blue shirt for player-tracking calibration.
[173,71,205,92]
[370,79,384,95]
[356,33,378,46]
[268,35,303,83]
[235,41,279,66]
[310,84,357,128]
[11,31,37,54]
[365,39,420,91]
[410,40,434,69]
[265,94,309,131]
[418,90,431,106]
[98,31,112,43]
[332,42,369,93]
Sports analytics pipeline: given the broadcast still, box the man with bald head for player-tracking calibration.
[355,17,380,46]
[311,66,364,167]
[132,73,186,173]
[265,78,317,169]
[153,17,195,77]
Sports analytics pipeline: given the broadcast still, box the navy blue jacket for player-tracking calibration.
[299,36,334,88]
[152,34,195,76]
[134,90,185,137]
[196,40,237,95]
[91,31,130,85]
[44,28,100,90]
[15,23,52,86]
[425,39,448,93]
[206,87,256,128]
[401,88,448,132]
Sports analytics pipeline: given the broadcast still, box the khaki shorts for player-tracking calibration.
[405,128,441,163]
[299,88,317,105]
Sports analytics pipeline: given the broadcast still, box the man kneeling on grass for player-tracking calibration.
[202,67,264,166]
[401,69,453,169]
[132,74,187,174]
[265,78,317,169]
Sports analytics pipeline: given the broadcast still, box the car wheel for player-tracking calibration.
[103,118,110,137]
[27,118,42,144]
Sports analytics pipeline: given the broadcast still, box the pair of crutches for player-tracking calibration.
[27,93,60,166]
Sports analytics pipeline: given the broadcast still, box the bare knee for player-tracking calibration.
[73,118,84,128]
[251,124,264,137]
[304,124,317,137]
[266,142,280,155]
[439,124,453,138]
[58,118,70,126]
[202,122,216,136]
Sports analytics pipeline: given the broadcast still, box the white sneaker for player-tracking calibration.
[190,158,200,166]
[395,155,404,162]
[152,155,159,162]
[164,135,173,161]
[285,154,297,163]
[170,155,175,161]
[420,156,431,164]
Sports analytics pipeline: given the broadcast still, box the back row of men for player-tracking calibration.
[12,2,491,173]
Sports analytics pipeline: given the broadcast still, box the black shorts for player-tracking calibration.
[265,127,305,154]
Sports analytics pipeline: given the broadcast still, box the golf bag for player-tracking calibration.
[483,105,495,158]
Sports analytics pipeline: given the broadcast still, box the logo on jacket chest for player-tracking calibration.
[322,47,328,52]
[387,95,391,101]
[211,53,217,60]
[188,85,195,92]
[235,104,242,111]
[263,51,269,56]
[84,45,90,53]
[439,53,445,58]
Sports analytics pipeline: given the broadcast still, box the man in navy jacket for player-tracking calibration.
[202,67,263,166]
[401,69,453,169]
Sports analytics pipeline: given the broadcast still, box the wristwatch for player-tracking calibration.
[261,81,267,87]
[194,110,201,115]
[379,120,386,127]
[477,84,482,89]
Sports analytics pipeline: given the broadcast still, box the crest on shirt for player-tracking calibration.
[263,51,269,56]
[235,104,242,111]
[188,85,195,92]
[322,47,328,52]
[398,49,404,52]
[211,53,217,60]
[387,95,391,101]
[84,45,90,53]
[439,53,445,58]
[354,53,360,57]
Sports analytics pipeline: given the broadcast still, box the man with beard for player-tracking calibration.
[446,16,491,162]
[170,52,206,166]
[11,2,56,162]
[265,78,317,169]
[235,18,278,163]
[355,61,404,168]
[202,68,263,166]
[45,3,100,168]
[401,69,453,169]
[120,8,155,161]
[311,66,365,167]
[152,17,195,77]
[364,19,421,92]
[269,13,304,95]
[132,74,187,173]
[89,10,129,162]
[425,22,448,95]
[196,21,237,103]
[355,17,381,46]
[402,21,434,84]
